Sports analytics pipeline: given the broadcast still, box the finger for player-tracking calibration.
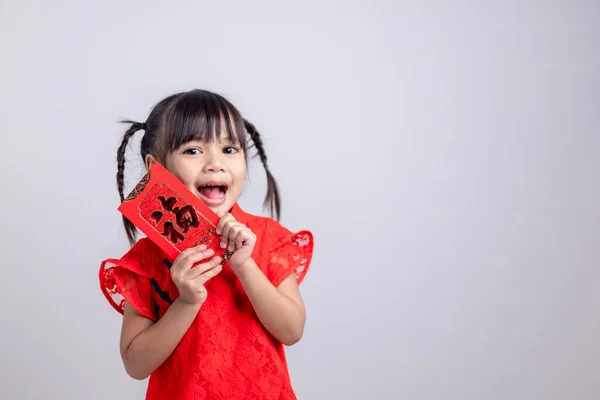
[193,262,223,285]
[185,257,223,281]
[228,225,243,251]
[229,226,247,251]
[216,213,233,235]
[216,214,232,248]
[235,229,249,250]
[177,244,207,259]
[186,256,222,280]
[171,248,214,274]
[220,219,238,249]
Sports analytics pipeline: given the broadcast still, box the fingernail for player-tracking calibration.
[198,245,207,251]
[220,241,227,248]
[206,249,214,255]
[214,257,221,263]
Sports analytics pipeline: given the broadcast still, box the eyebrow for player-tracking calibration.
[218,136,239,144]
[185,136,238,145]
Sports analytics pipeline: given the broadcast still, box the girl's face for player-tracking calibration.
[160,137,246,216]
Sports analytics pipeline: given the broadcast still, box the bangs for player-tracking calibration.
[160,90,246,154]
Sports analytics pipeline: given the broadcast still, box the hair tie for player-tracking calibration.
[140,122,147,130]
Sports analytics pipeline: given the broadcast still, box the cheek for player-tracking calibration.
[233,172,246,191]
[166,157,195,185]
[164,155,180,175]
[232,159,247,183]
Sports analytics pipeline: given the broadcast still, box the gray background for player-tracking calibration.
[1,1,599,399]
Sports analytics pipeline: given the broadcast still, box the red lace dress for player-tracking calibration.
[99,204,314,399]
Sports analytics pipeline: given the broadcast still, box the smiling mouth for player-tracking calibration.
[197,183,228,204]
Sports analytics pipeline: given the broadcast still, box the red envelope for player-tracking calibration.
[118,162,231,264]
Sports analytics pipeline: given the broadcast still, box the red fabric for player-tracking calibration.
[99,204,314,400]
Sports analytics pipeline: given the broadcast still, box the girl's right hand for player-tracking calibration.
[170,245,222,306]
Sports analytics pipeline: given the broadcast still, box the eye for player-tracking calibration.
[223,146,239,154]
[183,148,202,155]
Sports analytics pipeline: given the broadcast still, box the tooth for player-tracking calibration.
[219,190,225,199]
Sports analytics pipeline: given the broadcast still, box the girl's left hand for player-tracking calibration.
[216,213,256,271]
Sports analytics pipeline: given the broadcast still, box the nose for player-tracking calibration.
[202,150,225,173]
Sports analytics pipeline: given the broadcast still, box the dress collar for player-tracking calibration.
[229,202,252,224]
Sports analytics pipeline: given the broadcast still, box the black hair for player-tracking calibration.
[116,89,280,245]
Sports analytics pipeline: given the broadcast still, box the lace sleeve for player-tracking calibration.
[267,229,314,287]
[99,239,157,321]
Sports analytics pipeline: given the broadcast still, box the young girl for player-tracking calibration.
[99,89,314,399]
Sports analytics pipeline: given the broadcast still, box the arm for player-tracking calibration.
[217,213,307,346]
[236,259,306,346]
[119,245,222,380]
[120,299,201,380]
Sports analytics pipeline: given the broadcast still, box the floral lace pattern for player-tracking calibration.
[99,240,157,320]
[268,230,313,287]
[99,204,314,399]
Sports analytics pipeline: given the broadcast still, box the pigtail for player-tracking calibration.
[244,119,281,221]
[117,120,146,246]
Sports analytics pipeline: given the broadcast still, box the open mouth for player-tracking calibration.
[197,183,228,205]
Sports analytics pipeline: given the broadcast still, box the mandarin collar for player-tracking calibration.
[229,203,251,224]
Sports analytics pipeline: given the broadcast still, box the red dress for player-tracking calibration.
[99,204,314,399]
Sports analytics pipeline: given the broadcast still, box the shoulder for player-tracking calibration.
[237,209,314,285]
[234,205,313,248]
[235,208,301,244]
[266,218,314,286]
[99,237,166,319]
[110,237,166,278]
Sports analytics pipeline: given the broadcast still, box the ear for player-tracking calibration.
[145,154,158,170]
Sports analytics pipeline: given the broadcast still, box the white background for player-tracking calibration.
[1,1,599,399]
